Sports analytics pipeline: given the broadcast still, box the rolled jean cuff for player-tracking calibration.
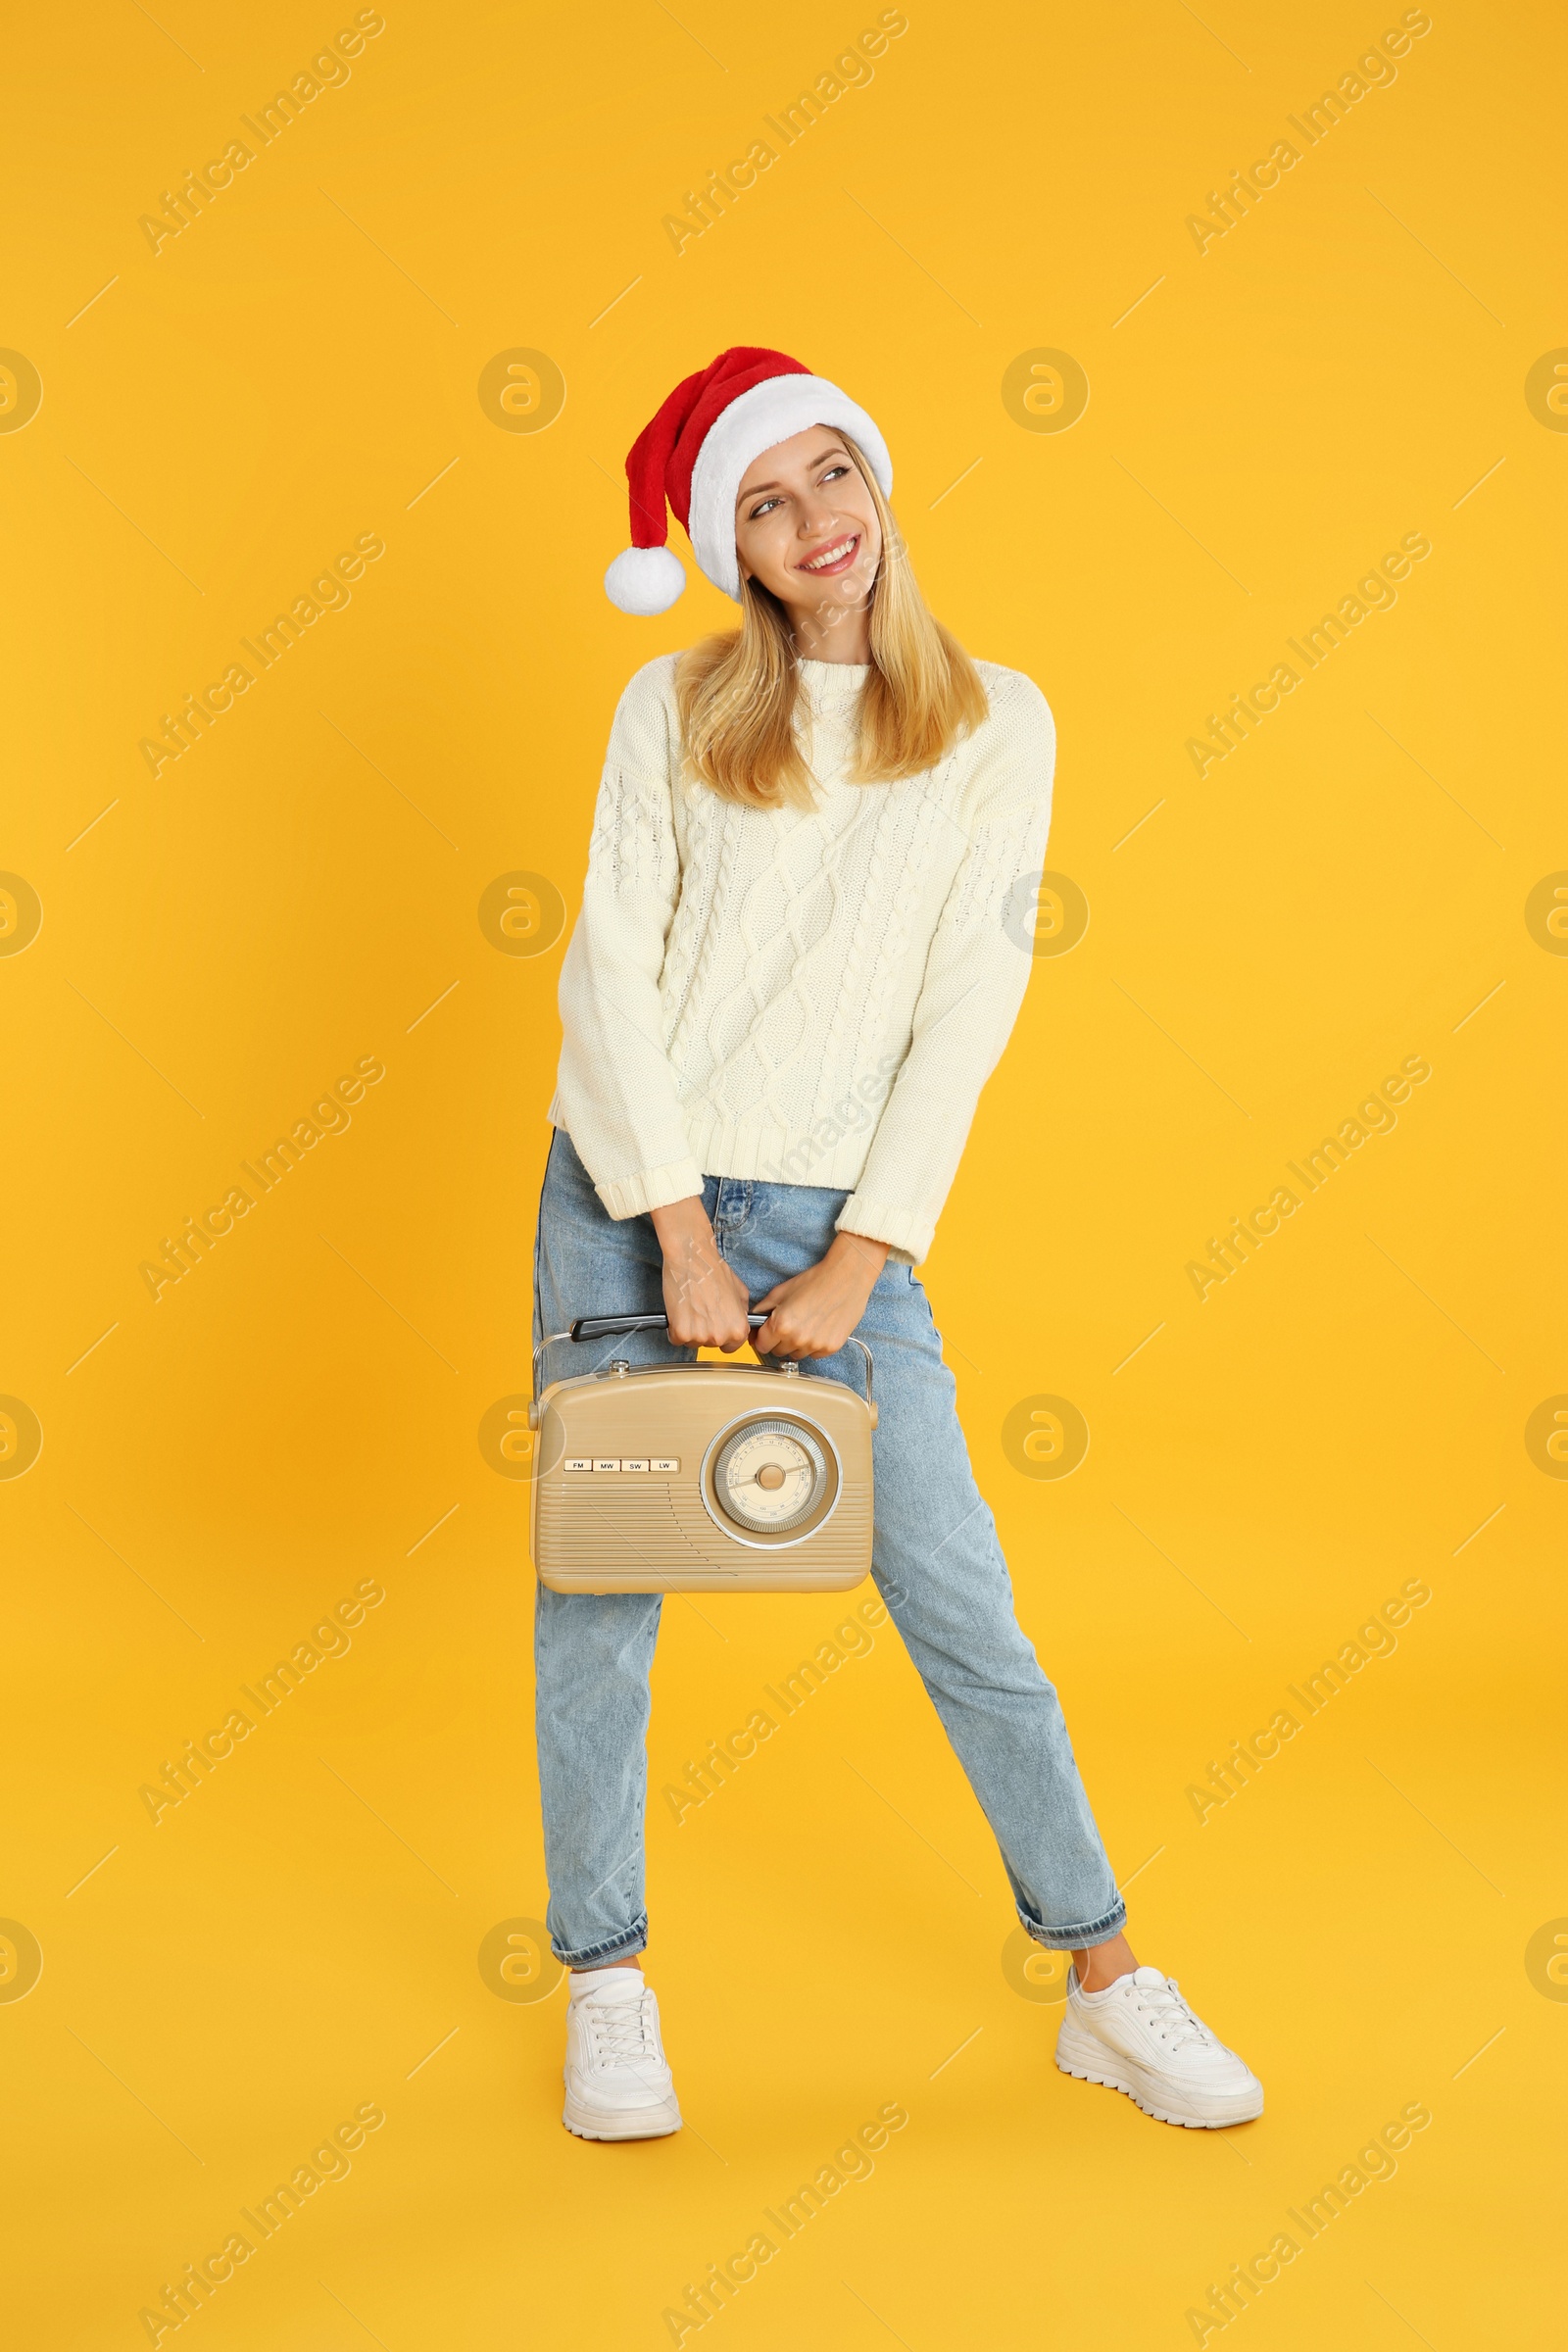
[550,1914,649,1970]
[1018,1895,1127,1951]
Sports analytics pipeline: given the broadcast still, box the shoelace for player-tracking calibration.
[1131,1978,1209,2052]
[584,1994,659,2068]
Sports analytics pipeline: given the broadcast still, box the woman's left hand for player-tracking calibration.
[753,1231,892,1361]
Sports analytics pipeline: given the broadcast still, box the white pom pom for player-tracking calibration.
[604,544,686,615]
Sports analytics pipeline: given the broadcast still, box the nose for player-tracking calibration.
[797,486,845,538]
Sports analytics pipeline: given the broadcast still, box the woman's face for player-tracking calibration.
[733,428,882,634]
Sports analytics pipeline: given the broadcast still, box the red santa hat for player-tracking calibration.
[604,345,894,614]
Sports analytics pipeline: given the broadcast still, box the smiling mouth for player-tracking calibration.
[798,533,860,576]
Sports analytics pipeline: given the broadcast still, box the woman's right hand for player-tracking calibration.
[651,1196,754,1351]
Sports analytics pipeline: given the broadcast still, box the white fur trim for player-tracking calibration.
[605,543,686,614]
[687,376,893,603]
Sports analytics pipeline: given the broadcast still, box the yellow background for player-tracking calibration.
[4,0,1562,2343]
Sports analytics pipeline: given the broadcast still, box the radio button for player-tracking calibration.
[564,1458,593,1473]
[622,1458,650,1472]
[652,1457,680,1474]
[593,1458,621,1473]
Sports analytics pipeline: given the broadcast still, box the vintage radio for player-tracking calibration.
[527,1311,876,1594]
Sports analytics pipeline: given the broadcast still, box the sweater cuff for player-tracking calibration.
[593,1154,706,1221]
[835,1193,933,1270]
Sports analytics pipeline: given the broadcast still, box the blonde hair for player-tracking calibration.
[674,433,988,810]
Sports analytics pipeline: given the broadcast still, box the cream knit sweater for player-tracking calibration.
[549,653,1054,1264]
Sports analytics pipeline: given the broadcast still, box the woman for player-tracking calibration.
[535,347,1261,2140]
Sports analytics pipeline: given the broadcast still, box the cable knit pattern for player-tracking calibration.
[550,653,1055,1263]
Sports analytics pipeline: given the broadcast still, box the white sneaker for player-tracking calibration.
[1055,1964,1262,2129]
[563,1968,682,2141]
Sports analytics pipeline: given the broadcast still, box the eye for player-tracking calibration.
[747,495,782,518]
[819,464,850,484]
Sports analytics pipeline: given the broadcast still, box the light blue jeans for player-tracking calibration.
[531,1128,1125,1966]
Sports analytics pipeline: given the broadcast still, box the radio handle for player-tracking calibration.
[569,1310,769,1344]
[529,1313,875,1423]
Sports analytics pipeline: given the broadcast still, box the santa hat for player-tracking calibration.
[604,345,894,614]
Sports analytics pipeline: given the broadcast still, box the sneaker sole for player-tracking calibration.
[563,2087,683,2142]
[1054,2019,1262,2130]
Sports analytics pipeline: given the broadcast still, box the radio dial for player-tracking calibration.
[712,1418,827,1534]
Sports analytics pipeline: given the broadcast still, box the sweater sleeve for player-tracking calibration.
[552,661,707,1219]
[835,673,1055,1265]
